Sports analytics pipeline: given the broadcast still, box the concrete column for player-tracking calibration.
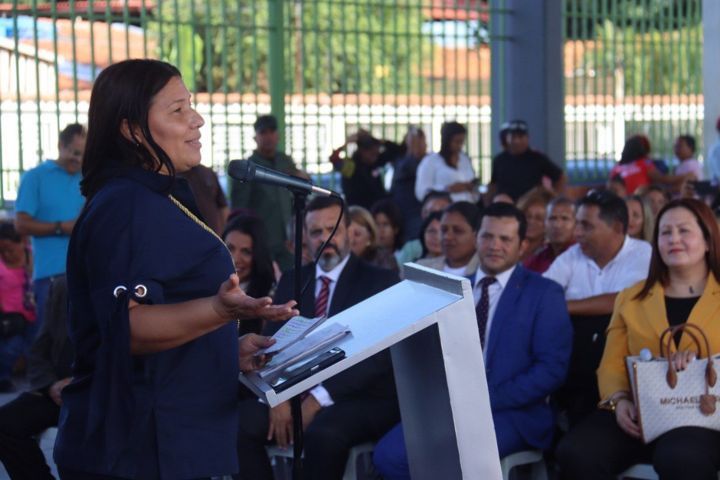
[703,0,720,162]
[490,0,565,167]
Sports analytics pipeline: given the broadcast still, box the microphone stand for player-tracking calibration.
[291,189,307,480]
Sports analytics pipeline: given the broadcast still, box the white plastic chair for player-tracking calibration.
[618,463,658,479]
[618,464,720,480]
[500,450,548,480]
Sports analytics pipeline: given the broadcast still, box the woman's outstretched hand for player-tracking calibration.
[213,274,298,322]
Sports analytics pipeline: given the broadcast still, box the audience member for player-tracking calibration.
[223,215,276,336]
[347,205,396,269]
[230,114,307,271]
[492,192,515,204]
[625,195,653,242]
[14,123,85,337]
[348,206,378,259]
[0,277,71,479]
[497,121,511,152]
[396,191,452,266]
[373,203,572,478]
[708,117,720,183]
[417,202,481,281]
[371,199,404,271]
[236,196,399,480]
[673,134,702,181]
[606,175,627,198]
[421,190,453,218]
[415,122,478,203]
[517,187,555,262]
[524,197,575,274]
[641,184,671,217]
[609,135,692,195]
[544,191,652,424]
[330,130,403,209]
[557,198,720,480]
[488,120,566,202]
[0,222,35,392]
[390,127,428,239]
[180,163,229,235]
[418,211,443,260]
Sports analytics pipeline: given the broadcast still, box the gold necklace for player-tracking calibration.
[167,195,241,331]
[168,195,226,247]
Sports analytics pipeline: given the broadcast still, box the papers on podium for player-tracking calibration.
[258,320,351,382]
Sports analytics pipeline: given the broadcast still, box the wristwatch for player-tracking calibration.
[54,221,63,236]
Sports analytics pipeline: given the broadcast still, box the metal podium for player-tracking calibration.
[239,263,502,479]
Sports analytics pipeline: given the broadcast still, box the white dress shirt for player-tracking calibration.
[309,254,351,407]
[543,236,651,300]
[415,151,477,202]
[473,265,516,359]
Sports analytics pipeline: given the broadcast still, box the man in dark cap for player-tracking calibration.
[230,114,307,271]
[487,120,566,202]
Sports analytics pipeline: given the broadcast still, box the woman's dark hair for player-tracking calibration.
[443,201,481,232]
[678,134,696,153]
[635,198,720,300]
[439,121,467,167]
[619,135,651,165]
[0,221,21,243]
[370,198,405,251]
[81,59,182,198]
[419,211,443,258]
[222,215,275,301]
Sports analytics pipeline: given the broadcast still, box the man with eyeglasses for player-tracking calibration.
[544,190,652,425]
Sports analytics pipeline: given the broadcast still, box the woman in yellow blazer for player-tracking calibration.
[557,198,720,480]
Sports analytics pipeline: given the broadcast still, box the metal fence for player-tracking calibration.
[564,0,704,182]
[0,0,706,206]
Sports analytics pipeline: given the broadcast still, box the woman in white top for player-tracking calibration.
[415,121,478,203]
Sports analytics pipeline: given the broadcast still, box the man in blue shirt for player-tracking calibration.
[15,123,86,337]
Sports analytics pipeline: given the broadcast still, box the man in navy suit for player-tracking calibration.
[236,196,399,480]
[373,202,573,479]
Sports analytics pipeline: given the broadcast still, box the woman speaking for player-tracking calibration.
[53,59,297,479]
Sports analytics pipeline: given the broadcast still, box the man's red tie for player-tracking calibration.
[314,275,332,318]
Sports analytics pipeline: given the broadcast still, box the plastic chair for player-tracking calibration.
[500,450,548,480]
[267,442,375,480]
[618,463,657,479]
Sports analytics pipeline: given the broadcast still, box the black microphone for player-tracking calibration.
[227,159,336,197]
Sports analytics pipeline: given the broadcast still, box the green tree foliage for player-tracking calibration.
[566,0,703,96]
[147,0,429,95]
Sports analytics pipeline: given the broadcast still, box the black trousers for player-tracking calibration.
[0,391,60,480]
[555,314,612,427]
[236,396,400,480]
[556,410,720,480]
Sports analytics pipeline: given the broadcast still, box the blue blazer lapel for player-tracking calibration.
[484,265,525,361]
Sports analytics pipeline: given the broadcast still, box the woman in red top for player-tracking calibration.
[609,135,692,194]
